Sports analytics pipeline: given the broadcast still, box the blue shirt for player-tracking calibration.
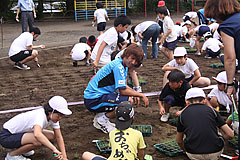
[219,13,240,64]
[17,0,35,11]
[84,58,128,99]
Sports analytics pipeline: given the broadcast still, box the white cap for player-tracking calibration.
[48,96,72,115]
[184,20,191,25]
[174,47,187,57]
[203,31,212,39]
[212,71,227,83]
[185,87,206,100]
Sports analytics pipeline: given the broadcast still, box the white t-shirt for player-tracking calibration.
[208,22,219,32]
[91,27,118,64]
[168,58,199,78]
[174,25,182,37]
[208,88,232,106]
[3,108,60,134]
[94,8,107,24]
[163,16,177,42]
[71,43,91,61]
[202,38,223,52]
[119,31,133,44]
[135,21,157,34]
[213,30,220,40]
[181,26,188,35]
[8,32,33,57]
[185,12,197,19]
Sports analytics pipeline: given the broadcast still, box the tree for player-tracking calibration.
[0,0,10,17]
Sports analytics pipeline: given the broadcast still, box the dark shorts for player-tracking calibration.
[92,156,107,160]
[0,128,24,149]
[185,75,194,82]
[84,92,129,112]
[206,49,221,57]
[163,95,185,107]
[163,39,178,50]
[197,26,210,36]
[97,22,106,31]
[10,50,33,62]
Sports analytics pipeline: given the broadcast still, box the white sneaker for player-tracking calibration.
[160,113,170,122]
[23,150,34,157]
[5,153,31,160]
[195,52,201,56]
[93,113,115,133]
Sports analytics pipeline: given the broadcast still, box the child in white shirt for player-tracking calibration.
[93,2,110,35]
[69,37,92,67]
[201,32,223,58]
[162,47,211,88]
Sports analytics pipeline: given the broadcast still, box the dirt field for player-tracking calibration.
[0,41,238,159]
[0,13,238,160]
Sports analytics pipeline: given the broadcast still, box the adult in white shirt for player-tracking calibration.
[162,47,211,88]
[132,21,161,59]
[0,96,72,160]
[8,27,45,70]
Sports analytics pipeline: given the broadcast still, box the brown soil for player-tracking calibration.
[0,42,238,160]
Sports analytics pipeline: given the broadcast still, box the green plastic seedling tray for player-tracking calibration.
[228,135,239,149]
[131,125,152,137]
[154,139,183,157]
[96,139,111,153]
[169,117,178,127]
[210,63,224,68]
[186,48,197,53]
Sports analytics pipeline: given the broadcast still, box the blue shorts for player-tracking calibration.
[97,22,106,31]
[84,92,129,112]
[197,26,210,36]
[163,39,178,50]
[92,156,107,160]
[0,128,24,149]
[10,50,33,62]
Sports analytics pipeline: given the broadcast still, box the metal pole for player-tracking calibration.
[1,17,3,49]
[145,0,147,17]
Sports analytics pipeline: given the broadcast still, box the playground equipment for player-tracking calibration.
[74,0,126,21]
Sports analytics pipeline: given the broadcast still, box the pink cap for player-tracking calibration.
[158,1,165,7]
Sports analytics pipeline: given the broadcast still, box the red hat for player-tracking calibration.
[176,21,181,25]
[158,0,165,7]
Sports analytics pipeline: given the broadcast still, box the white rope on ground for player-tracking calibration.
[0,44,73,60]
[0,85,217,114]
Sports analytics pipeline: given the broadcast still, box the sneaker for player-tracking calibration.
[236,149,239,156]
[160,113,170,122]
[23,150,34,157]
[85,62,91,66]
[93,113,115,133]
[73,61,78,67]
[5,153,31,160]
[204,55,212,59]
[195,52,201,56]
[14,62,30,70]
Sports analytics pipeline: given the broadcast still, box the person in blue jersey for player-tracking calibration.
[84,44,149,133]
[204,0,240,156]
